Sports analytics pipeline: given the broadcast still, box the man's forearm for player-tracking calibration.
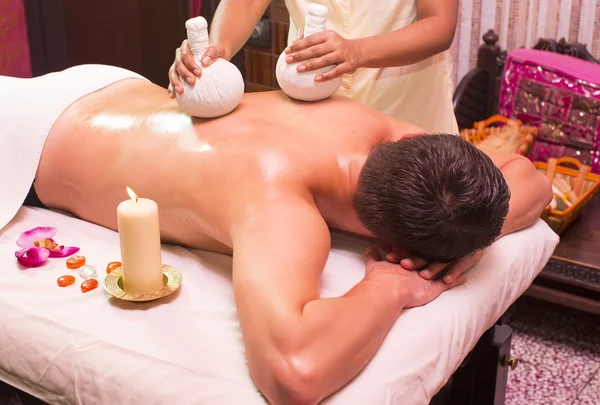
[356,17,455,69]
[267,277,408,404]
[209,0,271,60]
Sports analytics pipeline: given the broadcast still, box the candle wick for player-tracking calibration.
[134,196,139,203]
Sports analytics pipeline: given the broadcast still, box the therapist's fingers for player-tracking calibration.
[314,63,353,81]
[291,28,304,43]
[201,45,221,67]
[285,32,328,56]
[180,40,201,75]
[417,262,449,280]
[286,43,335,65]
[175,54,196,88]
[297,53,339,72]
[168,61,184,96]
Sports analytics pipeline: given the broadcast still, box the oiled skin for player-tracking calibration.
[36,78,414,253]
[32,78,551,405]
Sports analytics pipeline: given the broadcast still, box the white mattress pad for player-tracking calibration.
[0,207,558,405]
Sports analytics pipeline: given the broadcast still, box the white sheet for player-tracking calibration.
[0,66,147,232]
[0,207,558,405]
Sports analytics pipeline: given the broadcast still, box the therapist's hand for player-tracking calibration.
[168,39,230,98]
[284,28,363,82]
[365,247,466,309]
[386,249,484,284]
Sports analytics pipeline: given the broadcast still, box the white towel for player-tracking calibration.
[0,65,147,230]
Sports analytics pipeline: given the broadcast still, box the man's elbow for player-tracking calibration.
[499,156,553,237]
[513,156,553,223]
[539,173,554,212]
[255,349,323,405]
[524,171,553,228]
[526,159,553,216]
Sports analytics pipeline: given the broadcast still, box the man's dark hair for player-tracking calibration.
[353,134,510,263]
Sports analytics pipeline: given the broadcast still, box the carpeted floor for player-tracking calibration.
[505,297,600,405]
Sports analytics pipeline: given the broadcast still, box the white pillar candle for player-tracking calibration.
[117,187,164,294]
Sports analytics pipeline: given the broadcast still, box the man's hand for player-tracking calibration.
[365,247,466,308]
[384,248,484,284]
[167,40,229,98]
[284,28,363,81]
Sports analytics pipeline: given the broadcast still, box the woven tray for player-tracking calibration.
[460,114,538,156]
[535,157,600,234]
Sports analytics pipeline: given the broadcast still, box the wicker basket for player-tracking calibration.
[460,114,538,156]
[535,157,600,234]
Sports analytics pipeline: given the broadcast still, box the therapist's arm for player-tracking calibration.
[285,0,458,81]
[357,0,458,68]
[208,0,271,61]
[168,0,270,95]
[233,196,464,405]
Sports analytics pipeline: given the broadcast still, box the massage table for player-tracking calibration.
[0,206,558,405]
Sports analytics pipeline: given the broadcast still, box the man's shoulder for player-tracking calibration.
[231,190,331,249]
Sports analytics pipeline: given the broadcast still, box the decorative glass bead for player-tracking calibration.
[66,255,86,269]
[57,275,76,287]
[81,279,99,293]
[78,265,97,280]
[106,261,122,274]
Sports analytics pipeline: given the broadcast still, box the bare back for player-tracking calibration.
[27,74,552,405]
[35,79,412,253]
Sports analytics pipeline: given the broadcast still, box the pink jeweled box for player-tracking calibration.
[498,49,600,173]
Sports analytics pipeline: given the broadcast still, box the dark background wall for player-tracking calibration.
[21,0,291,91]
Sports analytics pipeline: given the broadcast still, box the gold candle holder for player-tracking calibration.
[104,265,182,302]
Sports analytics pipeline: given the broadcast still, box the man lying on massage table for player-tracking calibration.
[4,65,552,405]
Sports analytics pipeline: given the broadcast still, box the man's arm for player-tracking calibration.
[487,151,554,237]
[232,196,462,404]
[232,197,402,404]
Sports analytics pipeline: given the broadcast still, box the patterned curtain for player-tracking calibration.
[449,0,600,86]
[0,0,31,77]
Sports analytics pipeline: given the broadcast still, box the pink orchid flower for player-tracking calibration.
[15,227,79,268]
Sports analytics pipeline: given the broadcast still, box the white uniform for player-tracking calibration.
[286,0,459,134]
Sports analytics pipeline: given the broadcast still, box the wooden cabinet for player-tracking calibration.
[24,0,286,91]
[24,0,190,88]
[243,0,289,92]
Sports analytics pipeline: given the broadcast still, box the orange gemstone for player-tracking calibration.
[57,275,76,287]
[81,279,99,293]
[106,261,122,274]
[66,255,86,269]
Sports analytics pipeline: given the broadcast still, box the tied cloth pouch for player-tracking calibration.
[498,49,600,173]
